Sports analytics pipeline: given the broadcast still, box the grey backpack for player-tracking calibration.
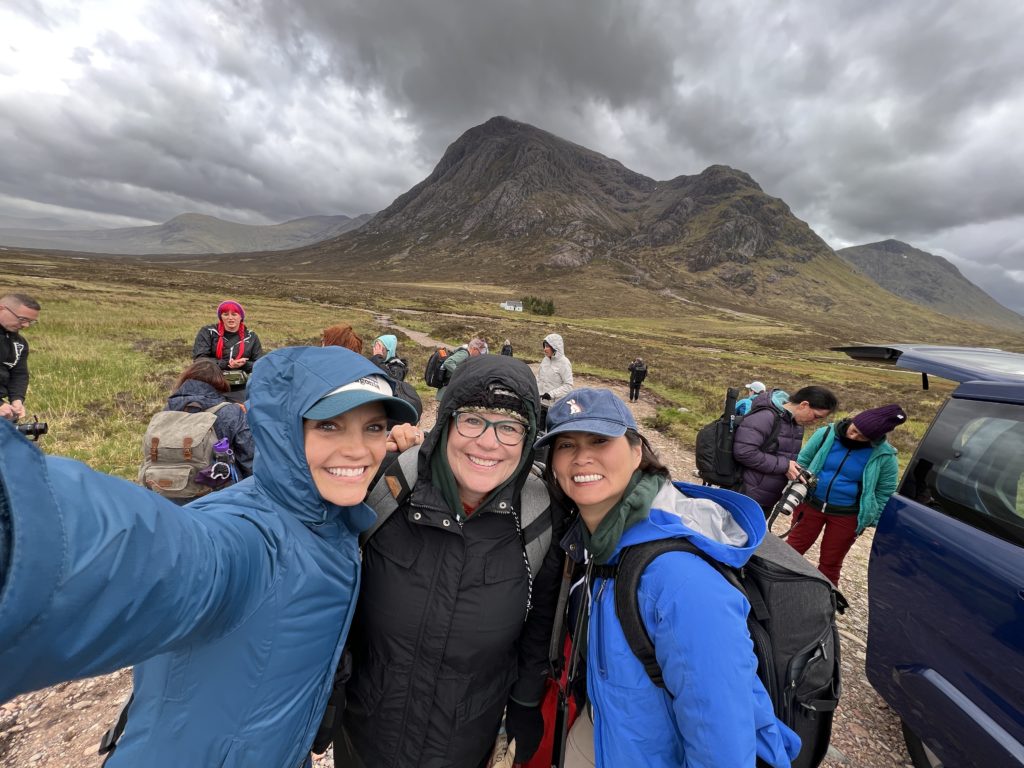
[138,402,232,500]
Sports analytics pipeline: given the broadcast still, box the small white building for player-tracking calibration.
[500,300,523,312]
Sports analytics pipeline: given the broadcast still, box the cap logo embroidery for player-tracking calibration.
[567,399,582,415]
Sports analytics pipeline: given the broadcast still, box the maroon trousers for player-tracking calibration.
[785,502,858,586]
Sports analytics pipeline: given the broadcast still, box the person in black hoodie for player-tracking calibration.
[0,293,40,422]
[338,355,566,768]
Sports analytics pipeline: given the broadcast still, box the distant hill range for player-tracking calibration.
[838,240,1024,330]
[0,212,372,255]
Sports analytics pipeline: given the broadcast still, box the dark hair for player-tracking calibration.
[175,360,229,393]
[625,429,671,480]
[321,324,363,353]
[789,385,838,412]
[2,293,40,310]
[541,427,670,511]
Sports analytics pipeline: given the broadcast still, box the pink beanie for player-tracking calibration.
[217,300,245,321]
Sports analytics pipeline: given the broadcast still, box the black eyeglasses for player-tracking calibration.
[1,305,37,326]
[452,411,528,445]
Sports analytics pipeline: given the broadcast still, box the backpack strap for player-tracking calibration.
[519,467,552,578]
[747,402,783,454]
[361,446,420,547]
[207,402,233,415]
[613,538,744,689]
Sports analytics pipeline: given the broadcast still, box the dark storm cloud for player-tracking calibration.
[1,0,1022,310]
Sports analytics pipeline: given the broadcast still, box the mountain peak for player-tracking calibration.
[838,241,1024,330]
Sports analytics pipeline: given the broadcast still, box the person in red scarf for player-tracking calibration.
[192,300,264,391]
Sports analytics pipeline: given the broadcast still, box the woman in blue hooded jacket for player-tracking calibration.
[0,346,418,768]
[537,388,800,768]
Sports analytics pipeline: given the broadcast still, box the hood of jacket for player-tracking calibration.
[750,388,792,415]
[244,346,388,528]
[543,333,565,358]
[375,334,398,359]
[166,379,227,412]
[418,354,540,495]
[616,479,766,569]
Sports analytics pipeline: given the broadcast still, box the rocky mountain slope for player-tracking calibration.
[308,116,831,278]
[0,212,372,255]
[838,239,1024,331]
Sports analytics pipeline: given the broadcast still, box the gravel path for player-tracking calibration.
[0,372,910,767]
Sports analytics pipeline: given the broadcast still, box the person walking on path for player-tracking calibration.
[735,380,766,416]
[0,292,40,422]
[501,338,514,357]
[732,385,838,517]
[786,404,906,586]
[627,357,647,402]
[536,333,574,427]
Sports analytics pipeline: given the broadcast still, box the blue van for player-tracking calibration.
[836,345,1024,767]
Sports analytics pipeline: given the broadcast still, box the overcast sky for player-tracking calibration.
[2,0,1023,313]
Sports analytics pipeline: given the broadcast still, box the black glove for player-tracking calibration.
[541,393,552,401]
[505,699,544,762]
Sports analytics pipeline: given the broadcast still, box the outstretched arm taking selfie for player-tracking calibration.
[0,421,274,701]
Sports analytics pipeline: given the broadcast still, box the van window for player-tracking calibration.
[899,398,1024,547]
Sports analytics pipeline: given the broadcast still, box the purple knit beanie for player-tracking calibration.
[852,404,907,441]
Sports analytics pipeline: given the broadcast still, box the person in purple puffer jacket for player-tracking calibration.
[732,385,838,517]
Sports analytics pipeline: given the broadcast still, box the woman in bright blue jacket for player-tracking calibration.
[0,346,418,768]
[536,388,800,768]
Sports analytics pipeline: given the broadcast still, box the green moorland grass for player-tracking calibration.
[4,250,1013,478]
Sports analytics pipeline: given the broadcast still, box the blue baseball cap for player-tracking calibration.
[304,374,419,424]
[535,388,637,447]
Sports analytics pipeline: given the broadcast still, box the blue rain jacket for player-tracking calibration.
[0,347,380,768]
[585,480,801,767]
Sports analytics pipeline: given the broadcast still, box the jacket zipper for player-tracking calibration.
[594,576,610,678]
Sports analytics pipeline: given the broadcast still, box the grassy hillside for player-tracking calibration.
[8,250,1015,476]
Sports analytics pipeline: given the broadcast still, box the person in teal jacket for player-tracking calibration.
[0,346,417,768]
[787,403,907,585]
[537,388,800,768]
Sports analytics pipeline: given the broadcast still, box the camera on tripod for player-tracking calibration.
[16,418,48,441]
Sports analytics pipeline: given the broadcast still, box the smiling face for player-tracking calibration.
[220,310,242,333]
[550,431,642,531]
[446,410,525,508]
[303,401,388,506]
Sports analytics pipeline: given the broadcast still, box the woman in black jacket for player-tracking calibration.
[338,355,566,768]
[191,299,264,383]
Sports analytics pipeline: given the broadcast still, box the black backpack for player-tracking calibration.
[601,530,844,768]
[381,357,408,381]
[423,346,451,389]
[695,387,780,489]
